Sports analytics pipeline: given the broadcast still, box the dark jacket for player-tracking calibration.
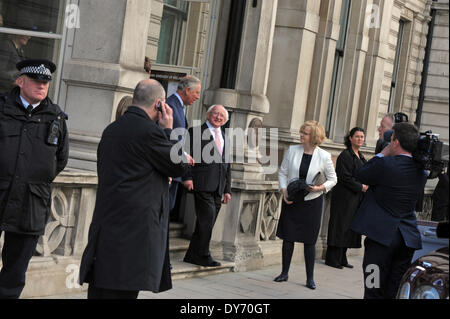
[79,106,188,293]
[166,94,188,132]
[0,87,69,235]
[328,148,366,248]
[182,123,231,195]
[351,155,427,249]
[166,93,188,183]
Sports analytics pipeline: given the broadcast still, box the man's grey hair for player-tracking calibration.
[206,105,229,122]
[133,80,166,108]
[178,75,201,92]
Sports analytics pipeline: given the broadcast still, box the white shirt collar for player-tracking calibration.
[206,120,220,132]
[20,95,40,110]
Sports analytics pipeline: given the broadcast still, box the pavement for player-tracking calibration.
[37,254,364,300]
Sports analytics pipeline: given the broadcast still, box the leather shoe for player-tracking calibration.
[342,263,354,269]
[306,280,316,290]
[206,259,221,267]
[274,274,288,282]
[184,256,221,267]
[325,261,343,269]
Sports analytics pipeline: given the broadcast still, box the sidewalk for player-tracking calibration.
[38,254,364,299]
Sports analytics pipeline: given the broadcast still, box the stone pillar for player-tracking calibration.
[203,0,278,271]
[265,0,322,141]
[306,0,343,124]
[357,0,395,146]
[59,0,153,171]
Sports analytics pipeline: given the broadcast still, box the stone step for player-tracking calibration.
[169,237,190,260]
[168,237,235,279]
[171,260,235,280]
[169,222,185,238]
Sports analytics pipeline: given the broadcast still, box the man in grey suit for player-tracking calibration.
[166,75,201,221]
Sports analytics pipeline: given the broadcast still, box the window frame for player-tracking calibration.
[0,0,69,102]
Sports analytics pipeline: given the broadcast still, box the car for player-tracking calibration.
[397,221,449,299]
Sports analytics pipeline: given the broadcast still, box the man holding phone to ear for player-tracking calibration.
[79,79,193,299]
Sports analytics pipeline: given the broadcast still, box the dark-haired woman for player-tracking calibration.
[326,127,368,269]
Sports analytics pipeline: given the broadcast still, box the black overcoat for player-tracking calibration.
[79,107,188,293]
[0,87,69,235]
[327,148,366,248]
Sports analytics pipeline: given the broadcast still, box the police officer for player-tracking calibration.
[0,59,69,299]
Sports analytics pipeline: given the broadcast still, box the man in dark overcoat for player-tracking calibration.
[0,59,69,299]
[79,79,192,299]
[182,105,231,267]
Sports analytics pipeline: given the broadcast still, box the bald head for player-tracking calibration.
[133,79,166,109]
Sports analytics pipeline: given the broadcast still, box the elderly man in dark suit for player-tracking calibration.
[79,79,193,299]
[182,105,231,267]
[351,122,427,299]
[166,75,201,221]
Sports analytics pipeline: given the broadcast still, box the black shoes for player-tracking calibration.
[325,261,344,269]
[274,274,316,290]
[342,263,354,269]
[306,280,316,290]
[184,255,221,267]
[274,274,289,282]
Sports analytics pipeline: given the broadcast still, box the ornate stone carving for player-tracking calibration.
[36,187,79,257]
[260,192,281,241]
[240,201,259,235]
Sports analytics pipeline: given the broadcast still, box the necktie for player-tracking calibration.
[214,128,223,156]
[26,104,33,114]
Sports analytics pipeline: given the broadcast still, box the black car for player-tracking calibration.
[397,221,449,299]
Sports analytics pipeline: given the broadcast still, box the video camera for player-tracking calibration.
[381,113,448,179]
[413,131,448,179]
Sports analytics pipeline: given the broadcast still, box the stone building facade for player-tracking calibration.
[0,0,447,297]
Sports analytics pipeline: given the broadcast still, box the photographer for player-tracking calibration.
[351,122,427,299]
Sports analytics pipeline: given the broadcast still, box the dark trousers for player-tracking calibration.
[325,246,349,266]
[185,191,222,259]
[87,285,139,299]
[362,229,415,299]
[169,181,180,221]
[0,231,39,299]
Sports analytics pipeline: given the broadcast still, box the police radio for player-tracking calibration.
[46,112,67,146]
[47,120,60,146]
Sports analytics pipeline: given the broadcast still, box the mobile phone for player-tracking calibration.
[157,101,163,112]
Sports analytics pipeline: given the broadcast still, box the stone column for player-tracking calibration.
[264,0,322,142]
[59,0,153,171]
[357,0,395,146]
[203,0,279,271]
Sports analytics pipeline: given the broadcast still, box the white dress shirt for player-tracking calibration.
[206,120,224,154]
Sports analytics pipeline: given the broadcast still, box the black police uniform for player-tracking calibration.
[0,59,69,299]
